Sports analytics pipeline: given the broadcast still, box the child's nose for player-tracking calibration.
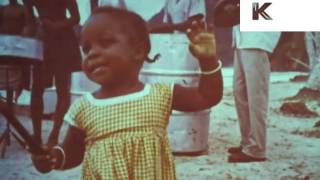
[86,44,102,60]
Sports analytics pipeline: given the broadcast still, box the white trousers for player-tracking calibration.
[305,32,320,90]
[233,49,270,158]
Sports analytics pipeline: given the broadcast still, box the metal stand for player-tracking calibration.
[0,34,44,157]
[0,68,26,158]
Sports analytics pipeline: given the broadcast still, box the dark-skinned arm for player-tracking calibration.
[32,124,86,173]
[62,0,80,27]
[21,0,37,36]
[172,26,223,112]
[54,0,80,29]
[59,125,86,169]
[41,0,80,32]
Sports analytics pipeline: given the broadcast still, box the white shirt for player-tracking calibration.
[232,25,281,53]
[98,0,166,21]
[163,0,205,23]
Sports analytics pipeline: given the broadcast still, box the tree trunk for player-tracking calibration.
[305,32,320,91]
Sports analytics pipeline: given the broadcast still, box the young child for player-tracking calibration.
[32,7,223,179]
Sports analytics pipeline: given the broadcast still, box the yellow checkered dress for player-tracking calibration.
[65,83,176,180]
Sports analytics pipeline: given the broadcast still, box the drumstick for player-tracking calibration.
[148,14,204,33]
[0,101,46,155]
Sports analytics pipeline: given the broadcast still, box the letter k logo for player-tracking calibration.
[252,2,272,20]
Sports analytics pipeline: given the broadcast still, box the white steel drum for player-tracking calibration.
[0,35,43,61]
[0,35,43,89]
[140,34,210,154]
[0,65,22,89]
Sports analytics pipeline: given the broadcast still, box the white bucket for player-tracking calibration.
[168,110,210,153]
[140,33,210,154]
[43,72,99,113]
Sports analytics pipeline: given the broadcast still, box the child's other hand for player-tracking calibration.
[187,22,216,61]
[31,147,63,173]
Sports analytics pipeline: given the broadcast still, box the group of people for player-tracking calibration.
[0,0,83,148]
[1,0,283,179]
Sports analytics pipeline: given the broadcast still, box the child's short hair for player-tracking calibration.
[91,7,151,62]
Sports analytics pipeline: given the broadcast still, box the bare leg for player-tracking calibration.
[47,71,71,147]
[30,65,45,144]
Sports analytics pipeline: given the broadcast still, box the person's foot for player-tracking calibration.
[227,146,242,154]
[228,151,266,163]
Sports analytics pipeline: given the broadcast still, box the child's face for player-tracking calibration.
[81,13,140,86]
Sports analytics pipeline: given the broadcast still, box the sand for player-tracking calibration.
[0,71,319,180]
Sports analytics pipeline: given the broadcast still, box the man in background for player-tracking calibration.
[228,25,281,163]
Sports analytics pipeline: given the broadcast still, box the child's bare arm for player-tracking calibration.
[59,125,86,169]
[32,124,86,173]
[172,25,223,112]
[22,0,37,36]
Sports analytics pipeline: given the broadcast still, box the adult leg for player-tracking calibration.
[233,49,250,148]
[47,71,71,146]
[30,65,45,144]
[241,49,270,158]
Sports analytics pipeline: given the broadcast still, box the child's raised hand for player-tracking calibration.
[187,22,217,61]
[31,146,64,173]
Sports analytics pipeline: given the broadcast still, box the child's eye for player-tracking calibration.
[99,37,115,48]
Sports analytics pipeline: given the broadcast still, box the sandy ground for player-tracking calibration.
[0,71,320,180]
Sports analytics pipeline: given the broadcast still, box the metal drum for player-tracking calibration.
[140,34,210,154]
[0,35,43,61]
[0,35,43,90]
[0,65,22,89]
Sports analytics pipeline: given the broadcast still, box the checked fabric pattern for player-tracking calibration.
[64,83,176,180]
